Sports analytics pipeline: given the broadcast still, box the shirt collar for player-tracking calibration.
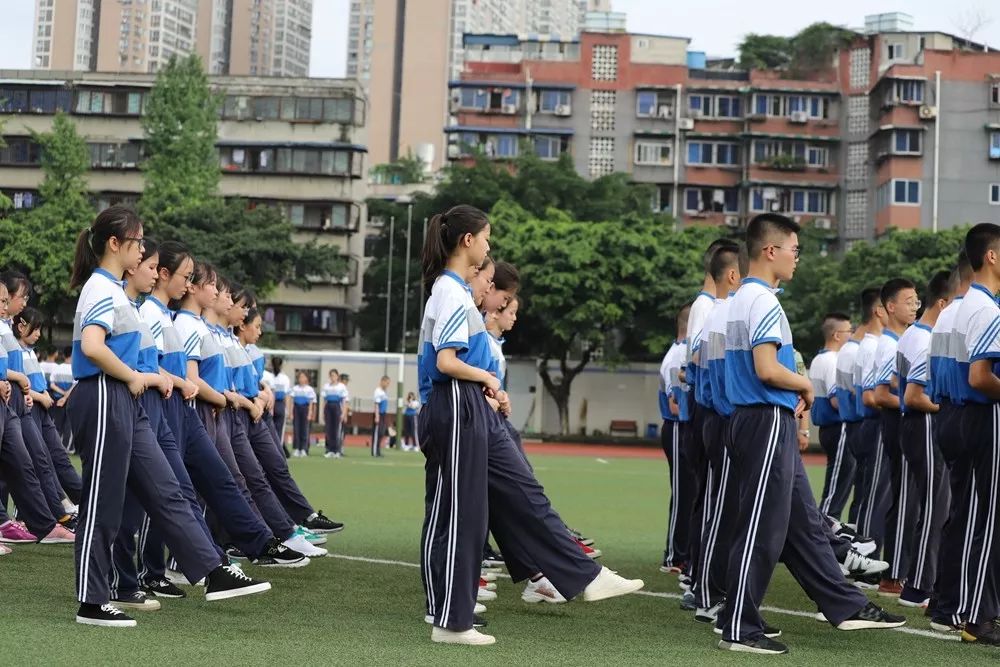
[176,309,199,319]
[882,329,900,341]
[442,269,473,294]
[147,295,170,313]
[698,290,713,299]
[914,322,933,333]
[94,267,126,289]
[970,283,996,300]
[741,277,783,295]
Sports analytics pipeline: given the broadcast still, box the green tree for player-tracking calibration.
[738,34,792,69]
[140,54,220,220]
[370,152,427,184]
[788,22,856,77]
[0,112,93,326]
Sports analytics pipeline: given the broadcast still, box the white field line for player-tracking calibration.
[326,553,958,642]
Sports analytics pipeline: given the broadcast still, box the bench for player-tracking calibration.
[609,420,638,437]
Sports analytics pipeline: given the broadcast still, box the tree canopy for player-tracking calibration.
[739,22,856,77]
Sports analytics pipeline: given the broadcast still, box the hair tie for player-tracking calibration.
[440,222,448,236]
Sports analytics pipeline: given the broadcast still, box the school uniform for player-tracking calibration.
[927,297,970,625]
[404,399,420,448]
[486,332,524,459]
[67,269,221,604]
[810,347,855,521]
[720,277,868,642]
[659,337,692,567]
[22,345,83,504]
[290,384,316,455]
[418,269,494,631]
[896,321,950,598]
[953,283,1000,626]
[854,332,889,547]
[874,328,917,580]
[833,339,863,524]
[49,361,75,450]
[271,372,292,446]
[322,381,345,455]
[144,297,273,566]
[371,386,389,456]
[694,295,738,609]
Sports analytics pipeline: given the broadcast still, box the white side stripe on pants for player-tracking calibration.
[861,431,884,538]
[968,404,1000,624]
[666,422,679,563]
[78,374,108,601]
[439,380,461,625]
[820,423,847,516]
[890,456,910,579]
[422,467,443,616]
[730,407,781,642]
[913,413,934,586]
[699,453,731,609]
[955,480,979,624]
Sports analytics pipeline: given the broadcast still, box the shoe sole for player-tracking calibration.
[477,590,497,602]
[659,566,682,574]
[431,633,496,646]
[718,640,786,655]
[481,582,497,591]
[853,582,879,590]
[254,557,311,568]
[898,599,930,608]
[205,581,272,601]
[0,536,36,544]
[306,526,345,535]
[583,579,644,602]
[480,573,497,582]
[930,622,962,634]
[842,564,889,576]
[837,619,907,630]
[144,590,186,599]
[112,601,162,611]
[75,616,137,628]
[694,614,717,624]
[305,536,328,546]
[521,593,565,604]
[39,538,75,544]
[877,591,902,598]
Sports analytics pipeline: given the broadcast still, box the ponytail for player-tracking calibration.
[421,204,489,296]
[157,240,191,276]
[70,205,143,290]
[493,261,519,293]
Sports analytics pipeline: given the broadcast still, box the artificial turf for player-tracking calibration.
[0,446,980,665]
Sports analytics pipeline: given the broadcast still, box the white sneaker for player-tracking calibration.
[431,626,496,645]
[815,611,828,622]
[840,549,888,576]
[695,600,724,623]
[165,569,205,587]
[582,566,644,602]
[324,452,334,459]
[522,576,567,604]
[477,587,497,602]
[283,533,328,557]
[474,602,487,614]
[480,572,497,582]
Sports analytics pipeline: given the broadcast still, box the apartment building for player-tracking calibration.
[32,0,311,76]
[446,19,999,243]
[0,69,365,349]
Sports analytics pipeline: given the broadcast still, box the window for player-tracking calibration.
[689,94,707,116]
[806,146,828,166]
[992,82,1000,106]
[893,179,920,205]
[652,185,672,213]
[0,138,41,165]
[687,141,739,166]
[716,96,742,118]
[534,135,564,160]
[636,90,657,116]
[887,43,905,60]
[263,305,352,337]
[288,203,351,230]
[89,143,142,168]
[893,130,921,154]
[634,141,672,166]
[687,141,712,164]
[990,184,1000,205]
[539,90,570,113]
[227,146,356,176]
[495,135,518,157]
[752,93,828,118]
[684,188,738,214]
[253,97,280,119]
[991,132,1000,159]
[891,80,924,104]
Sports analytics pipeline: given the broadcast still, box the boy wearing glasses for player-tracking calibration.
[809,313,855,521]
[895,270,955,610]
[869,279,919,597]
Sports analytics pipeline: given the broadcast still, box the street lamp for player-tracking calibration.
[397,195,414,354]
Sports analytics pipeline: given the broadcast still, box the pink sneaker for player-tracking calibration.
[39,524,75,544]
[0,520,37,543]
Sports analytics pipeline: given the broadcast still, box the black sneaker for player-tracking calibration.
[851,571,881,590]
[962,620,1000,645]
[59,513,79,532]
[473,613,487,628]
[253,537,310,568]
[303,511,344,534]
[719,636,788,655]
[141,579,187,599]
[76,602,137,628]
[679,590,697,611]
[837,601,907,630]
[225,545,248,560]
[715,620,781,638]
[110,591,162,611]
[204,564,272,601]
[482,543,504,568]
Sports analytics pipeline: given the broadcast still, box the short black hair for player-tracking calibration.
[821,312,850,339]
[880,278,916,307]
[966,223,1000,271]
[925,270,954,305]
[860,287,882,324]
[702,238,740,274]
[956,247,973,282]
[709,245,740,283]
[745,214,801,258]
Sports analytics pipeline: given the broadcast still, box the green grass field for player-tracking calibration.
[0,446,979,665]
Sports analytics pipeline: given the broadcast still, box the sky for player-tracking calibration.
[3,0,1000,75]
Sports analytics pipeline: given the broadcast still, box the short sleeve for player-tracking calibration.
[309,387,317,403]
[80,288,115,333]
[876,352,896,386]
[970,311,1000,362]
[432,290,470,352]
[823,357,837,397]
[183,327,203,361]
[907,345,930,385]
[749,292,784,348]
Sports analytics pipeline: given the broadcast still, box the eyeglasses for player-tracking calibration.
[182,272,195,284]
[121,237,145,247]
[902,299,922,309]
[768,245,801,259]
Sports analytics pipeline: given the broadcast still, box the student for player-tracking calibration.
[67,207,269,627]
[336,373,351,456]
[870,278,919,596]
[810,313,855,521]
[928,252,974,634]
[853,287,889,556]
[290,372,316,457]
[49,348,76,450]
[270,357,292,451]
[402,392,420,452]
[719,213,903,654]
[371,375,390,457]
[896,270,953,610]
[659,302,692,574]
[833,306,866,528]
[322,369,345,458]
[950,224,1000,645]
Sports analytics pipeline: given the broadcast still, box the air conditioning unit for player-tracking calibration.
[501,103,518,115]
[677,117,695,131]
[554,104,571,116]
[658,104,673,119]
[790,110,809,123]
[814,218,832,230]
[919,105,938,119]
[447,144,460,159]
[724,215,740,228]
